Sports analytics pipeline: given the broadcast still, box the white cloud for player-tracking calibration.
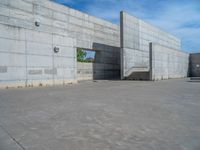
[145,2,200,52]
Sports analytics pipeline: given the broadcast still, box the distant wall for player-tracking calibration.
[77,45,120,81]
[77,62,120,81]
[0,0,120,88]
[150,43,189,81]
[95,45,120,80]
[120,12,181,79]
[189,53,200,77]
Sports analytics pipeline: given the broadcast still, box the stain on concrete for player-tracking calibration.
[28,69,42,75]
[0,66,7,73]
[44,68,57,75]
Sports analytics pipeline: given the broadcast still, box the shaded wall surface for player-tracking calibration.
[150,43,189,80]
[77,62,120,81]
[120,12,181,79]
[0,0,120,88]
[189,53,200,77]
[77,45,120,80]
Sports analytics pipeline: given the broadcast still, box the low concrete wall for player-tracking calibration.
[189,53,200,77]
[150,43,189,81]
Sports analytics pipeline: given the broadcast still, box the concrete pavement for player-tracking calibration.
[0,79,200,150]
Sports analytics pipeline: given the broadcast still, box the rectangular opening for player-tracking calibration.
[77,47,120,81]
[77,48,96,63]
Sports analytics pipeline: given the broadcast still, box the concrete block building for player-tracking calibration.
[0,0,192,88]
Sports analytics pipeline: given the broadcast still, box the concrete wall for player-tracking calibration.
[0,0,120,88]
[189,53,200,77]
[0,23,76,88]
[120,12,181,79]
[77,45,120,80]
[150,43,189,81]
[77,62,120,81]
[0,0,192,87]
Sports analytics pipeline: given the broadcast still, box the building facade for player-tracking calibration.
[0,0,190,88]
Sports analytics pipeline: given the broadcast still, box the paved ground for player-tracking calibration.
[0,79,200,150]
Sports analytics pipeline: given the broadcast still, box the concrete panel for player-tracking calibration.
[0,24,25,40]
[27,55,53,67]
[8,0,33,13]
[0,0,9,5]
[53,34,75,47]
[0,53,26,67]
[33,4,53,18]
[0,38,26,53]
[26,30,52,44]
[53,46,75,57]
[0,67,26,81]
[27,68,52,81]
[53,11,68,22]
[0,66,7,73]
[77,62,120,81]
[44,68,57,75]
[28,69,43,75]
[9,8,33,22]
[54,57,75,68]
[26,42,52,55]
[150,43,189,81]
[0,5,9,16]
[33,14,52,26]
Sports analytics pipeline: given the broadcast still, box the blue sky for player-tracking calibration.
[84,50,95,59]
[53,0,200,53]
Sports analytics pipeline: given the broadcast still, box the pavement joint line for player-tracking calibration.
[0,122,26,150]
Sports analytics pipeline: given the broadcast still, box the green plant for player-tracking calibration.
[77,48,86,62]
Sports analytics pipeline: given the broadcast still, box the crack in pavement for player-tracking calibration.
[0,122,26,150]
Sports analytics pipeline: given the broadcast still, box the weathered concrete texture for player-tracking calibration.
[77,45,120,80]
[120,12,182,79]
[0,0,192,86]
[189,53,200,77]
[0,0,120,88]
[69,46,121,81]
[0,79,200,150]
[0,23,77,87]
[77,62,120,80]
[150,43,189,80]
